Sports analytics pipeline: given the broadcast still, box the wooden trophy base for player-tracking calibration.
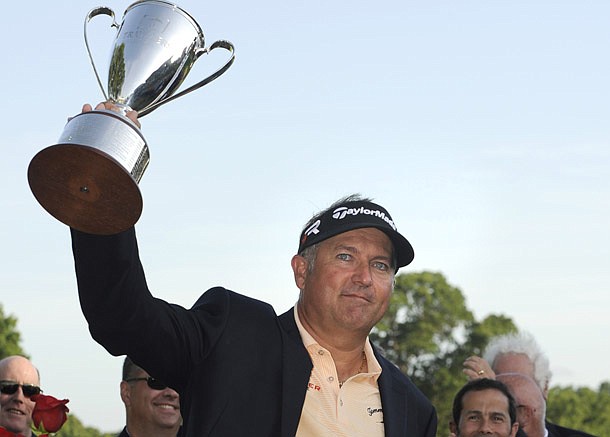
[28,144,143,235]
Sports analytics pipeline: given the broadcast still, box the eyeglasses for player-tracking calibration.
[0,381,42,398]
[124,377,167,390]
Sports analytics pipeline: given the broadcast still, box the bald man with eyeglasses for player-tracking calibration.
[119,356,182,437]
[0,355,42,437]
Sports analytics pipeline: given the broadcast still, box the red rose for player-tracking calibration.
[30,394,69,434]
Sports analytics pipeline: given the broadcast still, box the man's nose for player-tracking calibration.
[478,417,494,434]
[9,386,27,402]
[352,262,373,286]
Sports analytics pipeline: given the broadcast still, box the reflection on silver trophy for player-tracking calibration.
[28,0,235,235]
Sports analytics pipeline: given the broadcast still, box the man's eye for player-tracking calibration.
[337,253,351,261]
[467,415,480,421]
[492,415,505,423]
[372,261,389,271]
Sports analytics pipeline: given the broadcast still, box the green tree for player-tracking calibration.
[546,382,610,436]
[0,303,27,359]
[371,271,517,432]
[464,314,518,358]
[55,414,118,437]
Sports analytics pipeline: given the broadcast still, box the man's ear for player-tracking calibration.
[510,422,519,437]
[291,255,308,290]
[120,381,131,406]
[449,420,458,436]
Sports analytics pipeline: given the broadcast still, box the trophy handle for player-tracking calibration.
[138,40,236,117]
[84,7,120,102]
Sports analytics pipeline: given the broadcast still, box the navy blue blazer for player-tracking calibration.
[71,228,437,436]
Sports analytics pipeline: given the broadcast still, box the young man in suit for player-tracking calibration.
[450,378,519,437]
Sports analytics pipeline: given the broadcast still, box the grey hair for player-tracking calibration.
[483,332,552,393]
[122,356,144,381]
[299,243,319,275]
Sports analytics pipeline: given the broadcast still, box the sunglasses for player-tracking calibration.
[124,377,167,390]
[0,381,42,398]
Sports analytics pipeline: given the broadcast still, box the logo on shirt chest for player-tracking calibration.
[367,407,383,417]
[307,382,321,391]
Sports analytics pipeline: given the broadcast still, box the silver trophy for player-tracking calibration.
[28,0,234,235]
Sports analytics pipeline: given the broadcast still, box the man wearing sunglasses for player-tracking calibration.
[0,355,41,437]
[71,104,436,437]
[119,356,181,437]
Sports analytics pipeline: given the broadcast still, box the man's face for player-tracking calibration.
[497,374,546,437]
[451,389,518,437]
[121,370,181,432]
[0,357,40,436]
[293,228,395,338]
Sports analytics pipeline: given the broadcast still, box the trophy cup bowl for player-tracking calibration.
[28,0,234,235]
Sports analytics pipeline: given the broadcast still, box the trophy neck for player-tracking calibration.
[111,103,135,117]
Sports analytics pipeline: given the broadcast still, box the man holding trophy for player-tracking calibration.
[71,182,437,436]
[28,1,437,436]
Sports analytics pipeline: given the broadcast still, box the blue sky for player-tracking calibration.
[2,0,609,432]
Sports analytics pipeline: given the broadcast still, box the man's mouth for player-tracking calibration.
[341,292,372,303]
[154,403,178,410]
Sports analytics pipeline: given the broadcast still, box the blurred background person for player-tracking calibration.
[463,332,596,437]
[0,355,41,437]
[119,356,181,437]
[449,378,519,437]
[497,373,547,437]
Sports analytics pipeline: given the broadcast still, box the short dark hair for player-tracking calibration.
[452,378,517,426]
[122,356,143,381]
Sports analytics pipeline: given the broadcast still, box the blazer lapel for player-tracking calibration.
[375,346,409,437]
[278,309,312,437]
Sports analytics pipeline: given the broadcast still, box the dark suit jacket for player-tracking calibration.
[117,425,183,436]
[546,420,598,437]
[71,228,437,437]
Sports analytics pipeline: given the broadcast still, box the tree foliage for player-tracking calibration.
[0,303,27,359]
[54,414,117,437]
[546,382,610,436]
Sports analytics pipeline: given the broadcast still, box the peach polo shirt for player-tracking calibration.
[294,306,385,437]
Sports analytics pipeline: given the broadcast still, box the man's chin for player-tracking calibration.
[2,420,29,435]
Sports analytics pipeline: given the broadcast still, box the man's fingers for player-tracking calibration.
[125,110,141,128]
[79,102,141,129]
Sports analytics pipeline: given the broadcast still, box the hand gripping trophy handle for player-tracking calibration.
[28,1,235,235]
